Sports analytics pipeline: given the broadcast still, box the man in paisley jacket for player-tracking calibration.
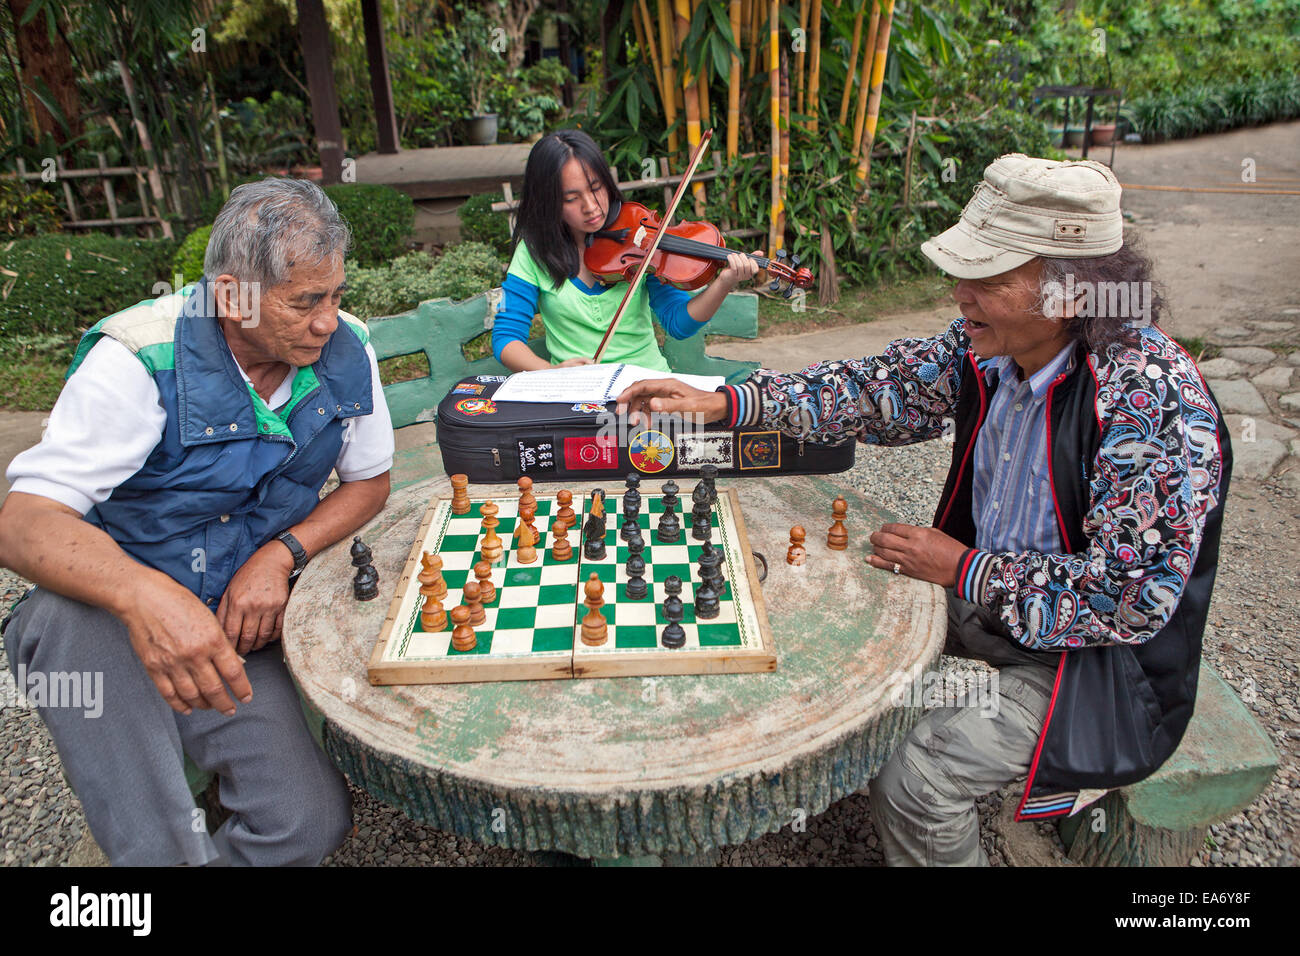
[617,155,1231,866]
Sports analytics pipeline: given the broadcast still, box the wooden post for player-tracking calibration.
[296,0,345,184]
[361,0,400,155]
[96,153,120,236]
[659,157,673,209]
[55,157,80,224]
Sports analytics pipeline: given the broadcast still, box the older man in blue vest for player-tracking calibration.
[0,179,393,865]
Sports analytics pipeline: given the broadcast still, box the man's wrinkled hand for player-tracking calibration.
[121,578,252,717]
[217,542,294,656]
[866,523,967,587]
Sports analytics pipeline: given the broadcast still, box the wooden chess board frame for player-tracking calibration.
[366,487,776,685]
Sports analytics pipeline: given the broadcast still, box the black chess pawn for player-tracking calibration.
[625,472,641,493]
[694,580,720,619]
[698,540,726,595]
[625,535,648,600]
[663,574,683,599]
[699,464,718,503]
[661,594,686,648]
[621,484,642,541]
[353,562,379,601]
[350,536,373,568]
[656,479,681,543]
[691,482,713,542]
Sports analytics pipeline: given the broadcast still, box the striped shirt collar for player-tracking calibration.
[982,341,1077,399]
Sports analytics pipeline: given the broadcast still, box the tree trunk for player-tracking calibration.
[7,0,82,140]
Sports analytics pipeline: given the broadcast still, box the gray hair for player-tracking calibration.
[1033,236,1165,351]
[204,178,351,287]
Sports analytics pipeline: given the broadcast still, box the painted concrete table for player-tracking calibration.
[283,472,946,863]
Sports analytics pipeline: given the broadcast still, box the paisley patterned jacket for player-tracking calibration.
[723,317,1232,816]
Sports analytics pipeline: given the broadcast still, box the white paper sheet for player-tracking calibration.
[491,363,725,404]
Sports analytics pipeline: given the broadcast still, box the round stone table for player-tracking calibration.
[283,472,945,864]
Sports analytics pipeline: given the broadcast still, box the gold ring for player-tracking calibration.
[892,563,901,575]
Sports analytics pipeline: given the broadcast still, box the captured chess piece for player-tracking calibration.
[551,516,574,561]
[661,575,686,648]
[581,573,608,646]
[656,479,682,543]
[450,474,471,515]
[473,560,496,605]
[351,536,378,600]
[827,497,849,551]
[691,481,713,542]
[450,604,477,652]
[516,521,538,565]
[787,526,808,566]
[462,580,486,626]
[625,534,648,600]
[584,490,608,560]
[556,489,576,526]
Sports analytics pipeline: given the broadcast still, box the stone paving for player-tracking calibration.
[1200,311,1300,487]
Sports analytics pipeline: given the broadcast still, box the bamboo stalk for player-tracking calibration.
[638,0,666,109]
[777,47,790,241]
[837,2,864,126]
[806,0,822,132]
[657,0,680,157]
[674,0,706,212]
[855,0,897,188]
[795,0,809,115]
[728,0,742,158]
[694,0,711,131]
[902,107,916,206]
[768,0,781,254]
[850,0,882,161]
[747,0,761,79]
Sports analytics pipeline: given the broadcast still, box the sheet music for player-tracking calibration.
[491,363,725,404]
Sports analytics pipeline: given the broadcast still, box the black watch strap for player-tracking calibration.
[276,531,309,577]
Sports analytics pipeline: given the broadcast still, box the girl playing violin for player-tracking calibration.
[492,128,760,372]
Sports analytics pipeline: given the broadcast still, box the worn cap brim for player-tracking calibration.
[921,220,1038,280]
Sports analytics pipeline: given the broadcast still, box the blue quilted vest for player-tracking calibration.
[67,281,374,610]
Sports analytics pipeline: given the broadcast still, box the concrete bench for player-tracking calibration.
[367,288,762,488]
[1056,662,1278,865]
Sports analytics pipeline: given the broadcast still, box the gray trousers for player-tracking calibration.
[4,587,351,866]
[869,589,1060,866]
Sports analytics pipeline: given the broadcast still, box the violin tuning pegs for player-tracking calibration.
[783,285,794,299]
[775,249,788,261]
[791,255,800,267]
[768,279,782,292]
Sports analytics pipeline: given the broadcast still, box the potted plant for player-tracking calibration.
[451,6,506,145]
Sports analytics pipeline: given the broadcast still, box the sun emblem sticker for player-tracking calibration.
[455,398,497,415]
[629,429,674,473]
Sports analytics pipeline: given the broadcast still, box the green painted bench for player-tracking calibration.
[368,288,762,429]
[1056,662,1279,866]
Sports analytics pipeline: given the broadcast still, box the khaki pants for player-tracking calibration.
[868,590,1059,866]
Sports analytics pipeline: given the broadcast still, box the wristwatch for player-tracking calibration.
[275,531,309,579]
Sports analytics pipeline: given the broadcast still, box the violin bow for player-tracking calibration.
[591,128,714,364]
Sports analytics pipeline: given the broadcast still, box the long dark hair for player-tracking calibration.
[511,129,623,288]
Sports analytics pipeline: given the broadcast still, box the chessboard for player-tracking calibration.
[366,481,776,685]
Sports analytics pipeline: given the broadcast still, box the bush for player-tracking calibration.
[172,225,213,285]
[1129,75,1300,142]
[0,180,62,238]
[941,107,1067,200]
[458,192,511,256]
[0,234,179,338]
[341,242,505,319]
[323,183,415,267]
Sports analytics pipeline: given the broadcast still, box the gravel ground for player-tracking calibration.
[0,435,1293,866]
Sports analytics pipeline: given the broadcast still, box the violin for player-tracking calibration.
[584,199,814,296]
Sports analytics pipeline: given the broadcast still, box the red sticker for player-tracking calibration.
[564,435,618,470]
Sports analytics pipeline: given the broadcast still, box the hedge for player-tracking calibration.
[0,234,179,338]
[323,183,415,267]
[172,225,212,286]
[341,242,505,320]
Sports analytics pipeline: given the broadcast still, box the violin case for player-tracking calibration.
[435,375,856,484]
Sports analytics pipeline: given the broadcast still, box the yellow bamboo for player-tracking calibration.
[856,0,896,187]
[795,0,809,115]
[768,0,782,254]
[747,0,761,79]
[674,0,706,212]
[657,0,680,156]
[777,47,790,240]
[806,0,822,132]
[837,2,864,126]
[694,0,712,130]
[728,0,741,158]
[637,0,665,109]
[850,0,882,160]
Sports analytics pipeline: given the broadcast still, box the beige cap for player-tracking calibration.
[921,153,1123,279]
